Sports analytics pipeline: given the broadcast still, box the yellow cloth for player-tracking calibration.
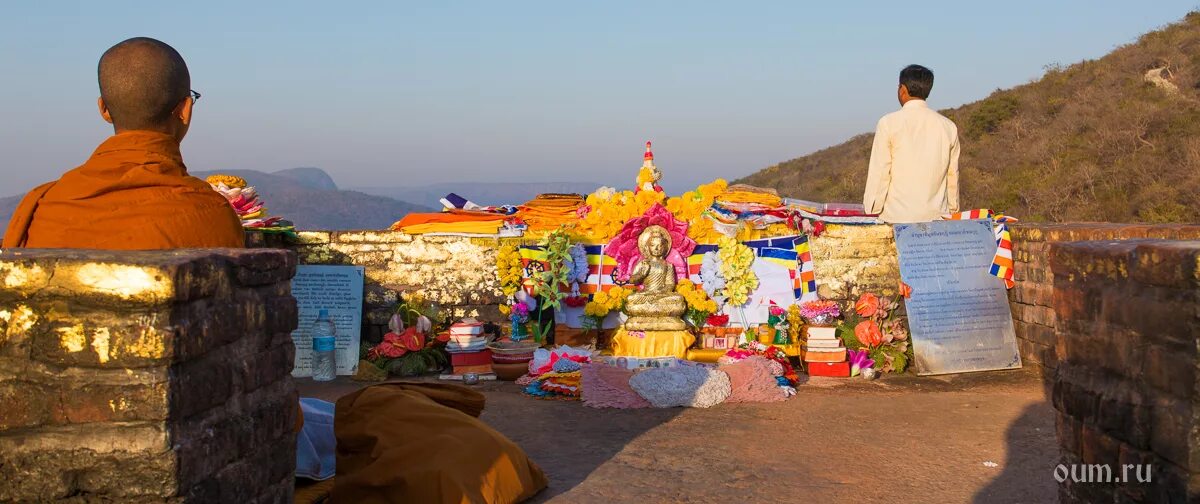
[399,221,504,234]
[610,329,695,359]
[864,99,961,223]
[333,383,548,504]
[684,348,726,363]
[718,191,782,207]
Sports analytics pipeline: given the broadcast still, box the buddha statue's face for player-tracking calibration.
[647,234,667,258]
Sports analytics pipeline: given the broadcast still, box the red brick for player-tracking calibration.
[1130,241,1200,290]
[1081,424,1120,468]
[1150,398,1191,469]
[1056,411,1082,456]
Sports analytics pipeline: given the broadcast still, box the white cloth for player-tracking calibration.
[629,365,732,408]
[864,99,960,223]
[295,398,336,481]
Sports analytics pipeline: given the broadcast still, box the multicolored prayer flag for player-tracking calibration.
[942,209,1018,289]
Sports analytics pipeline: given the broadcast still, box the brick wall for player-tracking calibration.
[0,249,299,502]
[1008,223,1200,376]
[1048,239,1200,502]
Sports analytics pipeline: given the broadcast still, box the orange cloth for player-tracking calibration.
[2,131,244,249]
[333,383,548,504]
[516,194,583,232]
[391,210,506,234]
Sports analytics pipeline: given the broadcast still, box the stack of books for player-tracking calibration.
[446,319,493,376]
[803,325,849,377]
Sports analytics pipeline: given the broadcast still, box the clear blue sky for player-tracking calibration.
[1,1,1194,195]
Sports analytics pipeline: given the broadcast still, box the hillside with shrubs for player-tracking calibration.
[738,13,1200,222]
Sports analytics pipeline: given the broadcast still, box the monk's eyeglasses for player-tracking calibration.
[189,90,201,103]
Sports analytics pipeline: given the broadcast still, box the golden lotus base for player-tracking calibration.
[610,328,695,359]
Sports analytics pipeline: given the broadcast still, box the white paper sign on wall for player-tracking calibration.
[290,265,364,377]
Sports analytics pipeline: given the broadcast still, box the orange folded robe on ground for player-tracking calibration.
[2,131,244,249]
[333,383,548,504]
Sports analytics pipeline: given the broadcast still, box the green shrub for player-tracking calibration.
[966,94,1020,139]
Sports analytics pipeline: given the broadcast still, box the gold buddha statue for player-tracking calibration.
[623,225,687,331]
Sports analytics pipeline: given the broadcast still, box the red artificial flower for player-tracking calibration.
[855,320,884,348]
[373,332,410,358]
[395,327,425,352]
[564,296,588,308]
[855,293,881,318]
[706,314,730,327]
[899,280,913,299]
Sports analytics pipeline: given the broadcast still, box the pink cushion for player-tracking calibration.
[580,363,651,409]
[720,356,786,403]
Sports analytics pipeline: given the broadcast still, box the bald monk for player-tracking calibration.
[1,37,243,249]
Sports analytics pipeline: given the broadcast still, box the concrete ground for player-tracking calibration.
[299,369,1058,504]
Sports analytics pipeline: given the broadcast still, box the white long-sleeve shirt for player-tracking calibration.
[863,99,960,223]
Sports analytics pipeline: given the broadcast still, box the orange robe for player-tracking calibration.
[2,131,244,249]
[333,383,549,504]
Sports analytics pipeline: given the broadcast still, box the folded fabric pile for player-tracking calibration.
[446,320,493,376]
[707,184,792,235]
[783,198,881,225]
[439,192,519,216]
[516,194,585,235]
[206,174,296,235]
[524,370,583,399]
[391,210,508,235]
[520,346,592,400]
[718,184,783,207]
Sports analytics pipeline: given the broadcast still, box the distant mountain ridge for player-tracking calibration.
[0,168,433,234]
[272,167,338,191]
[738,13,1200,222]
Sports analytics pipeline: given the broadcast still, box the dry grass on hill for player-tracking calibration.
[739,13,1200,222]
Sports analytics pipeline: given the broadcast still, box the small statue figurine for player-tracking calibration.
[623,225,687,331]
[636,141,663,193]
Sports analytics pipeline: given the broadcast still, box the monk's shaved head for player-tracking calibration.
[98,37,190,132]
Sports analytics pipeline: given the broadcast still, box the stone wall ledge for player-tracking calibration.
[0,248,295,305]
[1011,222,1200,243]
[1050,239,1200,289]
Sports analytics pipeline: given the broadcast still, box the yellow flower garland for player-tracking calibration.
[496,245,523,299]
[717,236,758,307]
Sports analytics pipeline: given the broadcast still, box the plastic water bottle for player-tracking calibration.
[311,309,337,381]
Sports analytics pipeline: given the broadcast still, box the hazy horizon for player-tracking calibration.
[2,1,1195,196]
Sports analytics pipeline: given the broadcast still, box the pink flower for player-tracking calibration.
[847,349,875,377]
[605,203,697,282]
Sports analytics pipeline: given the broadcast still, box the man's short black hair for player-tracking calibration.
[98,37,190,131]
[899,64,934,99]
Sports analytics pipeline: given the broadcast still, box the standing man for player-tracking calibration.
[863,64,960,223]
